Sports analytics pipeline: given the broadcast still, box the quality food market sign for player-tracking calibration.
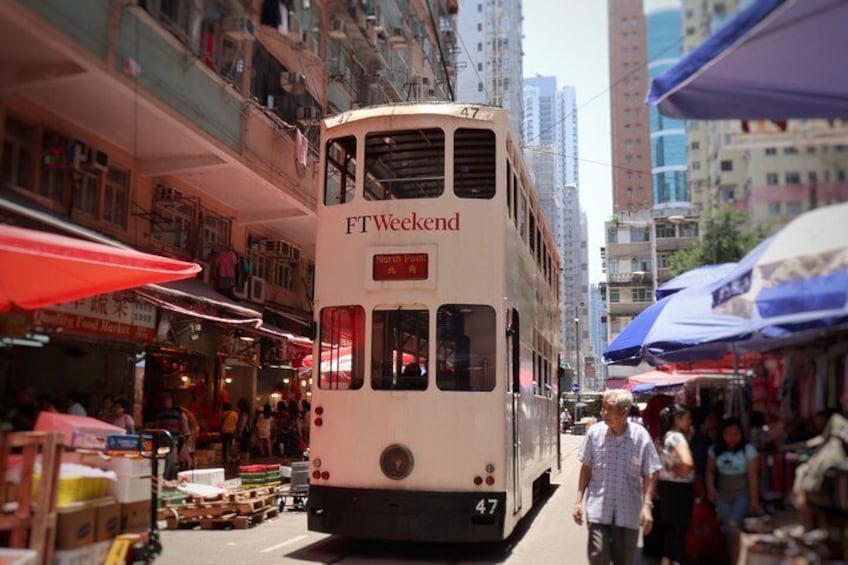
[345,212,460,234]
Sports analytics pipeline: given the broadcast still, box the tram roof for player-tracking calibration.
[322,102,511,129]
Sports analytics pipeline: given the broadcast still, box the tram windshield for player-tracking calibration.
[364,129,445,200]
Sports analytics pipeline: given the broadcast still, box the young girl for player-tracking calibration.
[707,418,764,563]
[657,404,695,565]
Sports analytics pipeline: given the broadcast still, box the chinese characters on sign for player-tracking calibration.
[372,253,429,281]
[29,292,157,342]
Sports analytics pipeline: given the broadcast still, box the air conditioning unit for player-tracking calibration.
[263,240,300,261]
[196,260,211,284]
[155,185,182,201]
[248,276,266,303]
[90,150,108,171]
[222,16,255,40]
[280,72,306,93]
[296,105,320,123]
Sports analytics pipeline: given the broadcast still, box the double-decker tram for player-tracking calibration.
[306,102,561,542]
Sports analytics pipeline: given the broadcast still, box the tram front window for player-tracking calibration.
[364,129,445,200]
[437,305,496,391]
[371,309,429,390]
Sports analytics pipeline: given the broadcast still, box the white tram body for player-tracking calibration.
[307,103,561,542]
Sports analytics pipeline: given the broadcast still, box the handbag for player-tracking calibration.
[686,501,729,564]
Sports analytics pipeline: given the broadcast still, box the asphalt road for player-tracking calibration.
[156,434,600,564]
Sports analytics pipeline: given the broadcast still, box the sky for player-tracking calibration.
[522,0,681,283]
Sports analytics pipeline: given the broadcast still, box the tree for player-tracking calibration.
[669,210,766,275]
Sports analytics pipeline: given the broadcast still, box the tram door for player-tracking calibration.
[508,309,522,514]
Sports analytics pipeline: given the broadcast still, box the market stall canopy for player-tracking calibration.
[712,202,848,335]
[0,224,200,312]
[656,263,737,300]
[646,0,848,120]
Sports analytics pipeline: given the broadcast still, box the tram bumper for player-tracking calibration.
[307,485,507,542]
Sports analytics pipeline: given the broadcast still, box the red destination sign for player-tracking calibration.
[373,253,429,281]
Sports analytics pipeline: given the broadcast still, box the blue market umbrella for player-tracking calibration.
[603,283,753,366]
[656,263,737,300]
[647,0,848,120]
[712,202,848,336]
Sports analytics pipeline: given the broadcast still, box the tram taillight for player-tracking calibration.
[473,476,483,486]
[485,476,495,486]
[315,406,324,415]
[314,417,323,427]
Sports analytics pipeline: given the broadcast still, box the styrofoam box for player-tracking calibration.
[0,548,38,565]
[52,545,92,565]
[177,468,225,487]
[89,541,111,565]
[81,454,151,478]
[280,465,292,479]
[108,476,151,503]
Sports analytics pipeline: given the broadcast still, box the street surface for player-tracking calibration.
[156,435,637,564]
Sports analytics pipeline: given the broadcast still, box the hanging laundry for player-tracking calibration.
[295,129,308,169]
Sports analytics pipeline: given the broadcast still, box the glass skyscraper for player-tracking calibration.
[647,8,688,206]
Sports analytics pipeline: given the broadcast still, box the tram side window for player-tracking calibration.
[318,306,365,390]
[324,136,357,206]
[371,310,429,391]
[364,129,444,200]
[436,305,496,392]
[454,128,496,199]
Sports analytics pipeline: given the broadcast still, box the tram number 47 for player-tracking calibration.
[475,498,498,515]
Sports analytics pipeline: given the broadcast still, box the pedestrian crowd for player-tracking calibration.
[574,389,766,565]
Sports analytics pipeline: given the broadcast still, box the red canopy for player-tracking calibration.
[0,224,200,312]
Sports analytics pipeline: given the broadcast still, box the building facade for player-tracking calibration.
[456,0,524,140]
[646,7,688,207]
[0,0,457,431]
[523,76,588,386]
[608,0,653,214]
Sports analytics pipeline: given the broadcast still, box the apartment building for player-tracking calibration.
[455,0,524,140]
[0,0,457,428]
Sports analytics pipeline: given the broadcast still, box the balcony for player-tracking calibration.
[606,240,651,257]
[608,272,653,285]
[608,301,652,316]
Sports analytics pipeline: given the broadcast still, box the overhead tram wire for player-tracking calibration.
[453,14,491,101]
[521,17,720,150]
[522,145,651,177]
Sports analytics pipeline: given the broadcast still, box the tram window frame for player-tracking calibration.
[436,305,496,392]
[529,212,537,257]
[453,128,496,199]
[512,172,519,227]
[363,128,445,200]
[506,160,513,217]
[324,136,357,206]
[317,305,365,390]
[371,309,429,391]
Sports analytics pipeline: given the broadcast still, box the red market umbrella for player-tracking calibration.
[0,224,201,312]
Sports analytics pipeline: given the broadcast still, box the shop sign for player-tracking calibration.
[30,293,156,342]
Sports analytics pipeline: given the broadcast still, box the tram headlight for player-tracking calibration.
[380,444,414,480]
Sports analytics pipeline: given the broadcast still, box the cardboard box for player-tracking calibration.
[94,498,121,541]
[120,500,151,534]
[81,454,150,477]
[55,504,96,550]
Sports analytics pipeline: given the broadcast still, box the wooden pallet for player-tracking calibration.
[0,432,64,565]
[165,505,279,530]
[157,493,276,521]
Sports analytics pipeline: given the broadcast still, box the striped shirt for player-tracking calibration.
[577,422,662,530]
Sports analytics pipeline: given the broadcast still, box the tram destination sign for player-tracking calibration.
[372,253,429,281]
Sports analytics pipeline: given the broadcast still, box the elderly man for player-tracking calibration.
[573,389,662,565]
